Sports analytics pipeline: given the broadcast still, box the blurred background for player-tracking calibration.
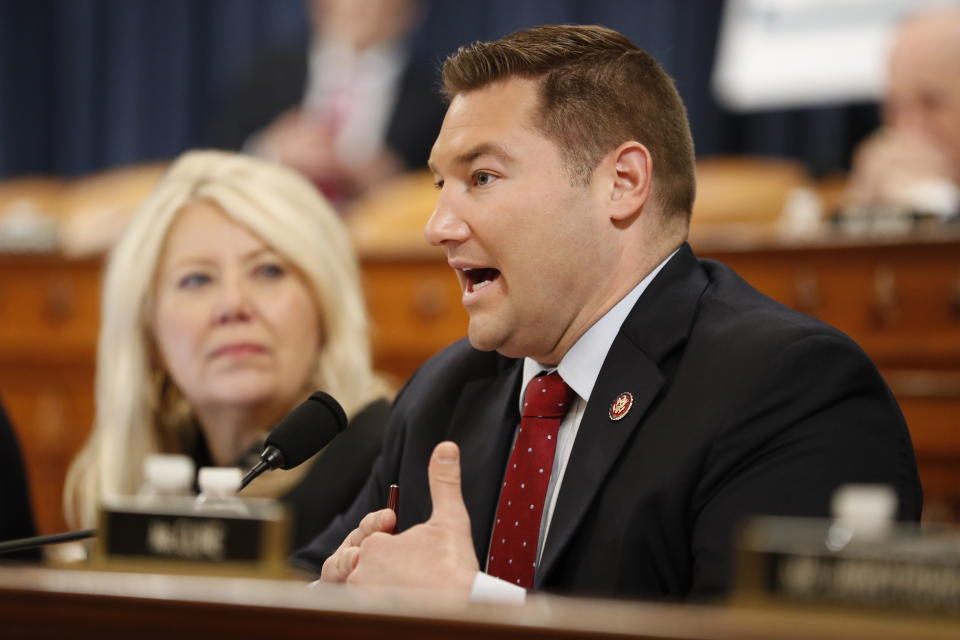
[1,0,958,543]
[0,0,882,178]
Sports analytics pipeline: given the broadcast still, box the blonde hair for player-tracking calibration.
[64,150,389,528]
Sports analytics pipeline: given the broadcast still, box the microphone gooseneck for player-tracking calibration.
[239,446,284,490]
[0,528,96,555]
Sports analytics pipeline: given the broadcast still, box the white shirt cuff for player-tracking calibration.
[469,571,527,604]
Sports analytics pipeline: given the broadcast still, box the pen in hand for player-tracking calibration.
[386,483,399,523]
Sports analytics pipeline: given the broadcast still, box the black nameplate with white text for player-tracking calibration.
[734,516,960,618]
[95,496,289,577]
[105,510,261,562]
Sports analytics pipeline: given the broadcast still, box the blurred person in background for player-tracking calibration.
[64,150,391,549]
[209,0,446,206]
[845,6,960,222]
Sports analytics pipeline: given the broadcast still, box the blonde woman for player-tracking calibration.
[65,150,391,548]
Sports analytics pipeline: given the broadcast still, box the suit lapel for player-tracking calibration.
[535,244,709,587]
[535,340,662,587]
[446,360,523,564]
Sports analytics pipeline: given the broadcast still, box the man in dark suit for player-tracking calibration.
[294,25,922,602]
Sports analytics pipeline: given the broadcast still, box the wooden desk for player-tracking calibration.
[0,567,957,640]
[360,248,467,384]
[0,254,100,535]
[1,230,958,535]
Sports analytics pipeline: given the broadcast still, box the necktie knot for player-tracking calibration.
[522,372,574,419]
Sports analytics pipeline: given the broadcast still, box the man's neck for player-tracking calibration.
[526,245,680,402]
[535,237,684,365]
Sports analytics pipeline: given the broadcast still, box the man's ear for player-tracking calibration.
[606,141,652,222]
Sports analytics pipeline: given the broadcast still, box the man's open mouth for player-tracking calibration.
[463,267,501,293]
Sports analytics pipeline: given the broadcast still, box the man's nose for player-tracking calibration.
[424,191,470,247]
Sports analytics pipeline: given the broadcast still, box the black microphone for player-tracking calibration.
[239,391,348,491]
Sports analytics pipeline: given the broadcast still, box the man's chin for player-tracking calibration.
[466,320,508,354]
[467,328,536,360]
[466,332,501,353]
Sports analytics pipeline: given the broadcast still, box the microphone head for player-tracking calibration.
[264,391,348,470]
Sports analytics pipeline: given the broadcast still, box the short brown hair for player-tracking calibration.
[442,24,696,218]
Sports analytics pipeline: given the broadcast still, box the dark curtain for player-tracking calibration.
[0,0,309,176]
[0,0,878,178]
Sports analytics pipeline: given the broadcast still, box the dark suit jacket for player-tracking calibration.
[206,47,446,170]
[293,244,922,600]
[283,399,391,549]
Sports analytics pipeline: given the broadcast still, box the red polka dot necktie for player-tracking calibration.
[487,372,574,588]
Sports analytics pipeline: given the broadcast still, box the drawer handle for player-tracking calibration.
[413,280,450,319]
[869,264,900,328]
[45,281,74,322]
[950,272,960,322]
[793,268,820,317]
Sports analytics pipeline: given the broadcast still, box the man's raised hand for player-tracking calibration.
[345,441,479,596]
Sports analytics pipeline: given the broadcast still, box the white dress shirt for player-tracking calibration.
[302,38,407,168]
[471,250,678,603]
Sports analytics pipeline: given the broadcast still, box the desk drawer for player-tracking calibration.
[703,241,960,369]
[362,259,467,379]
[0,255,102,363]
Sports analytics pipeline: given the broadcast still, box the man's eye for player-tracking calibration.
[255,263,285,279]
[177,273,210,289]
[474,172,497,187]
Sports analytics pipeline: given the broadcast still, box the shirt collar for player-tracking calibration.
[305,39,406,104]
[310,38,405,73]
[521,249,678,406]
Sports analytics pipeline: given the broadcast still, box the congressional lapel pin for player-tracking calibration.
[608,392,634,421]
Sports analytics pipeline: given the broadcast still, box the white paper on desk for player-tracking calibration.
[712,0,960,111]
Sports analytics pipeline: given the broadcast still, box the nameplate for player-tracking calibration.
[93,496,289,577]
[734,516,960,618]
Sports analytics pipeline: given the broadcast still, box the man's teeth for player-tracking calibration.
[463,267,496,293]
[473,278,493,291]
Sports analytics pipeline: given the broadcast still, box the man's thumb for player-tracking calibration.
[427,441,470,529]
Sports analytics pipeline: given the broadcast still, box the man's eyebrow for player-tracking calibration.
[429,143,514,174]
[455,143,513,166]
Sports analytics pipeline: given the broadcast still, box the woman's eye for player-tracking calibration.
[177,273,210,289]
[255,262,285,279]
[474,171,497,187]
